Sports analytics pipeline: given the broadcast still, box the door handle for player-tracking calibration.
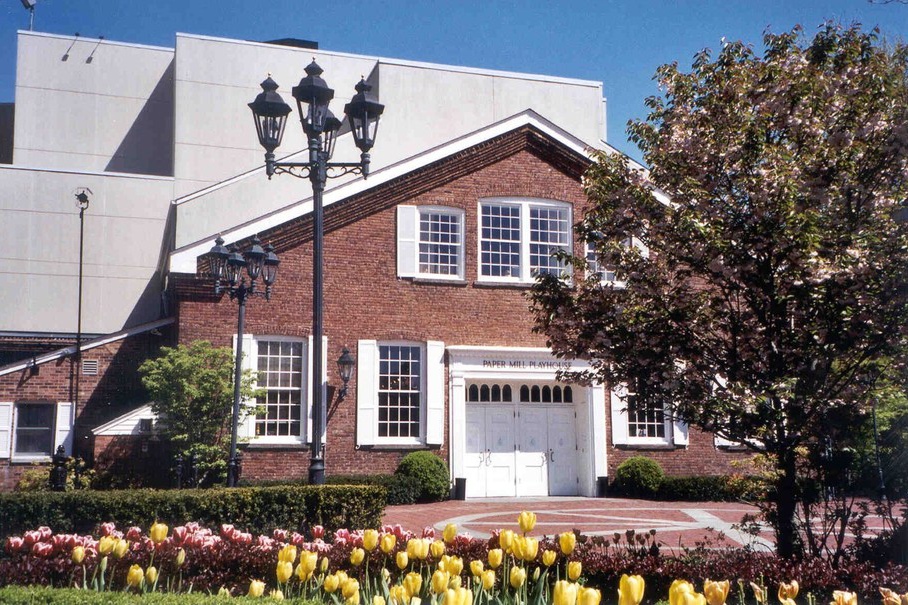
[485,449,492,466]
[549,448,555,462]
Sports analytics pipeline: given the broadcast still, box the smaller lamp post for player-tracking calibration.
[207,235,280,487]
[337,348,355,400]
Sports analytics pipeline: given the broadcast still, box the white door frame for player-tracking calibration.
[447,346,608,497]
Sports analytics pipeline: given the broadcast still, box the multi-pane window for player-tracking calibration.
[480,204,521,278]
[480,200,571,281]
[378,345,422,439]
[530,206,570,276]
[626,383,667,439]
[419,211,462,276]
[586,237,645,285]
[255,340,303,438]
[14,403,54,455]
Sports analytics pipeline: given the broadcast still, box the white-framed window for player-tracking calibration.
[356,340,445,447]
[397,206,465,280]
[610,382,687,447]
[585,236,649,286]
[235,334,313,445]
[0,401,73,460]
[255,339,305,439]
[478,198,572,283]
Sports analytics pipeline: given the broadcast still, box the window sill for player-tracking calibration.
[356,443,436,452]
[472,280,531,289]
[408,277,468,286]
[10,455,52,464]
[243,442,310,451]
[614,443,678,451]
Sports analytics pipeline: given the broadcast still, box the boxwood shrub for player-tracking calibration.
[395,451,450,502]
[0,484,384,538]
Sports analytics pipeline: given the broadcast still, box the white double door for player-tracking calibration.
[464,404,577,497]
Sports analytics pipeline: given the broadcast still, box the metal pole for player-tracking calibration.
[227,290,246,487]
[77,203,86,358]
[308,137,326,485]
[872,397,886,497]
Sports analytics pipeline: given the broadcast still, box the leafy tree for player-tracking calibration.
[531,24,908,559]
[139,340,258,487]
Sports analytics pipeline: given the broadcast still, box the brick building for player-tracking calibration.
[0,31,746,494]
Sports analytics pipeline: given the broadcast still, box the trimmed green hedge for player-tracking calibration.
[609,473,764,502]
[0,485,385,538]
[326,473,424,505]
[0,586,321,604]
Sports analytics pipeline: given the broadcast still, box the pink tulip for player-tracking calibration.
[273,529,288,541]
[32,542,54,557]
[6,536,25,553]
[126,527,143,541]
[100,522,116,536]
[311,525,325,539]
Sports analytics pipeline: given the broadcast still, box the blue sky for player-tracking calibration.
[1,0,906,160]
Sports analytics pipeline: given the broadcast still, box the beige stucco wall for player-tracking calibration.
[0,166,174,334]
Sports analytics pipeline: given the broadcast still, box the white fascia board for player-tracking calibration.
[0,164,174,181]
[169,110,593,273]
[0,317,174,378]
[92,403,155,436]
[175,33,601,89]
[19,30,174,53]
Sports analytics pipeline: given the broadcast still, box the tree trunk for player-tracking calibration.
[774,450,800,559]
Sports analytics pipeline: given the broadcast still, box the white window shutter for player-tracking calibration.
[425,341,445,446]
[397,205,419,278]
[672,412,689,446]
[610,386,629,445]
[356,340,378,446]
[0,402,12,458]
[306,336,327,446]
[54,402,74,455]
[233,333,256,439]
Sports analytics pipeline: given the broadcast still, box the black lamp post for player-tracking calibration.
[248,61,384,485]
[207,235,280,487]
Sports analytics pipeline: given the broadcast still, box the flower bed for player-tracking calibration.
[1,512,906,603]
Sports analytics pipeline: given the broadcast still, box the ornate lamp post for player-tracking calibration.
[248,61,384,485]
[207,235,280,487]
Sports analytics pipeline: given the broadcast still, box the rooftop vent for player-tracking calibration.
[81,359,99,376]
[263,38,318,50]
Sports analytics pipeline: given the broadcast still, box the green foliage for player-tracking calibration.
[531,23,908,559]
[0,485,384,538]
[394,451,450,502]
[614,456,665,497]
[15,458,95,492]
[139,341,259,487]
[0,586,322,604]
[325,473,424,505]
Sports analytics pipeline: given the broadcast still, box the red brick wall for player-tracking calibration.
[175,148,744,483]
[607,428,751,479]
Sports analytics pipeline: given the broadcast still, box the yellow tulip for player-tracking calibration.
[270,589,285,601]
[831,592,857,605]
[300,551,318,574]
[98,536,116,555]
[559,532,576,555]
[567,561,582,581]
[443,523,457,544]
[451,575,463,589]
[321,556,329,572]
[347,593,362,605]
[444,587,473,605]
[518,511,537,534]
[350,547,365,566]
[363,529,379,552]
[276,560,293,584]
[750,583,767,605]
[389,585,409,605]
[488,548,503,569]
[403,571,422,598]
[509,566,526,589]
[555,580,580,605]
[145,566,158,586]
[579,587,603,605]
[498,529,515,552]
[71,546,85,565]
[374,597,387,605]
[704,580,729,605]
[542,550,557,566]
[324,574,341,593]
[407,538,430,560]
[279,544,297,564]
[343,578,361,599]
[481,570,495,591]
[671,580,697,605]
[778,582,799,602]
[619,574,646,605]
[515,536,539,562]
[470,560,484,577]
[112,538,129,559]
[680,593,707,605]
[431,540,446,558]
[396,551,409,570]
[336,570,350,585]
[380,533,397,554]
[149,522,168,544]
[126,564,144,588]
[432,570,451,595]
[879,588,908,605]
[175,547,186,567]
[449,556,464,576]
[248,579,265,598]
